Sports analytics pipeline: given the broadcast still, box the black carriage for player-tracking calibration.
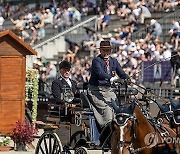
[35,83,101,154]
[34,79,140,154]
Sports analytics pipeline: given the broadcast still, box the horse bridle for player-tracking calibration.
[115,103,162,154]
[115,112,137,151]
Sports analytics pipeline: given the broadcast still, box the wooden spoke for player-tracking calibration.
[35,131,63,154]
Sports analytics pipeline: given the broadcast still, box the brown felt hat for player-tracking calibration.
[97,41,113,49]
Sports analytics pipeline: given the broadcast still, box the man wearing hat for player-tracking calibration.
[150,19,162,41]
[51,60,79,107]
[88,40,130,146]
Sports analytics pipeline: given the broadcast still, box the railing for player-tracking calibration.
[33,15,97,49]
[131,8,180,41]
[149,88,180,99]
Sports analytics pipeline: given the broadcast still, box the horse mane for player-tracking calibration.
[134,104,154,131]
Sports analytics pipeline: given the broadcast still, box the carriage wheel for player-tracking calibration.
[35,131,63,154]
[70,131,89,148]
[75,147,89,154]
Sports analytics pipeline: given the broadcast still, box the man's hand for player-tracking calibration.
[110,76,119,84]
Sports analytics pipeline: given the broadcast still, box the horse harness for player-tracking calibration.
[115,113,158,153]
[115,104,175,154]
[115,112,136,149]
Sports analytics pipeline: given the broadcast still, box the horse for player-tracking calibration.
[156,98,180,132]
[111,100,178,154]
[156,98,180,153]
[109,79,179,154]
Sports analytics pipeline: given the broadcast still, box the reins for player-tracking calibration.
[116,106,158,154]
[130,81,168,103]
[113,52,180,152]
[115,94,174,153]
[129,52,180,79]
[127,52,180,103]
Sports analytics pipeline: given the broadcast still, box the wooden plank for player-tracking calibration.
[22,57,25,100]
[1,98,23,101]
[1,58,22,76]
[1,70,22,76]
[0,57,24,99]
[1,85,22,95]
[0,100,24,134]
[1,65,22,70]
[0,57,1,133]
[0,41,23,56]
[1,57,23,65]
[1,75,22,84]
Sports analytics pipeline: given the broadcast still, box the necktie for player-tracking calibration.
[105,58,110,73]
[105,59,109,68]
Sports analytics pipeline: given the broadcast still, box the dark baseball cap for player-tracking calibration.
[59,60,71,70]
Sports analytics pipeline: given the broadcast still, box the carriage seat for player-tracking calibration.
[78,82,92,109]
[80,92,92,109]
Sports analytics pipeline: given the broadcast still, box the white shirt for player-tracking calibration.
[141,6,151,17]
[163,49,171,60]
[133,8,141,17]
[60,75,72,88]
[64,77,72,88]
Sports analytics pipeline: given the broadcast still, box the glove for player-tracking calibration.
[110,76,119,84]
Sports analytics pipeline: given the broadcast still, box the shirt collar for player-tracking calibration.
[60,74,72,87]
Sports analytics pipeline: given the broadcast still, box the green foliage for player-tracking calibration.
[0,137,11,146]
[26,68,39,123]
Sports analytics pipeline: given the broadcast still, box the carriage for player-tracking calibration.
[34,80,135,154]
[35,79,180,154]
[35,82,103,154]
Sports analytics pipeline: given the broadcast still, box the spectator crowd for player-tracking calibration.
[0,0,97,45]
[0,0,179,89]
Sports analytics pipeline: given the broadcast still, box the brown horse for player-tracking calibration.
[157,101,180,154]
[158,113,180,154]
[111,102,177,154]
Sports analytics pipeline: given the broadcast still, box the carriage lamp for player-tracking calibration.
[63,90,74,103]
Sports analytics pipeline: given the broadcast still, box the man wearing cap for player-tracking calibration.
[52,60,79,105]
[150,19,162,41]
[88,40,130,146]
